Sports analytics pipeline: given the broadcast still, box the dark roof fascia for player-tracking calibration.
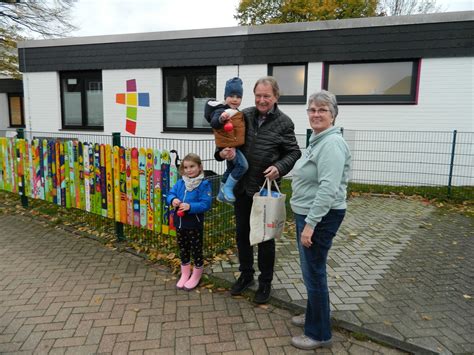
[17,11,473,49]
[18,12,474,73]
[0,79,23,93]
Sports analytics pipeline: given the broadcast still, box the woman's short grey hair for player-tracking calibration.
[308,90,338,120]
[254,76,280,99]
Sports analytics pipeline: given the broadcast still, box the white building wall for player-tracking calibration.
[21,57,473,138]
[102,69,162,137]
[19,57,473,185]
[334,57,473,132]
[22,72,62,133]
[236,64,268,110]
[0,94,9,131]
[216,66,239,103]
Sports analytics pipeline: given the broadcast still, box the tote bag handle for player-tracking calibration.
[258,177,282,196]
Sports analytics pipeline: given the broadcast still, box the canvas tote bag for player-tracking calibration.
[249,178,286,246]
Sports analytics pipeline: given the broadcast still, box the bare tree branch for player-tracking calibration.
[377,0,442,16]
[1,0,77,77]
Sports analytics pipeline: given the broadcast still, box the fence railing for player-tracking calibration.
[300,129,473,200]
[1,128,472,256]
[4,128,471,192]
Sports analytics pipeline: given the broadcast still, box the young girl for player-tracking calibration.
[167,153,212,290]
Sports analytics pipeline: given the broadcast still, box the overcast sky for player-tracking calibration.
[70,0,473,37]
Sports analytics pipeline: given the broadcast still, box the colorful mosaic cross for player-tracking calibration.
[116,79,150,135]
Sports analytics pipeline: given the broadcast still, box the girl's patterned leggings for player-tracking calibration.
[177,228,203,267]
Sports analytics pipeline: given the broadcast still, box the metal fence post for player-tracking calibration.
[112,132,125,242]
[306,129,311,147]
[16,128,28,208]
[447,129,457,198]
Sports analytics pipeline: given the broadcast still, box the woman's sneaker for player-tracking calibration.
[291,314,305,327]
[291,335,332,350]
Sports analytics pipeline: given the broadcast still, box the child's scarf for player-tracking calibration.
[182,172,204,191]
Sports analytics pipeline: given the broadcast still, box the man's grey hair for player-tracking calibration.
[254,76,280,99]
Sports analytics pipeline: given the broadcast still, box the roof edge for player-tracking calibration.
[18,10,474,49]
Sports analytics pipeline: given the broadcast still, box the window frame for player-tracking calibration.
[268,63,308,104]
[323,59,420,105]
[7,93,25,128]
[162,66,216,133]
[59,70,104,130]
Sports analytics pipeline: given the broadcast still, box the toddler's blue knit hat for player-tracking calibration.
[224,77,243,98]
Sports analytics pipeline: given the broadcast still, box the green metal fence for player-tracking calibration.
[1,128,472,258]
[0,130,234,258]
[303,129,473,201]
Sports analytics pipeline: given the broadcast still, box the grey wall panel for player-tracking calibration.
[19,21,474,73]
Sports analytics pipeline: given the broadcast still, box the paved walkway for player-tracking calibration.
[209,196,474,355]
[0,211,405,354]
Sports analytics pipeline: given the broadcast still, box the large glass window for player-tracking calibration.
[324,60,420,104]
[8,94,24,127]
[60,71,103,129]
[163,67,216,132]
[269,64,307,104]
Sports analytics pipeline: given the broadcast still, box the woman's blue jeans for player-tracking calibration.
[295,209,345,341]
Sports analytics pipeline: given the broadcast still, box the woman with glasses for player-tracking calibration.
[289,90,351,350]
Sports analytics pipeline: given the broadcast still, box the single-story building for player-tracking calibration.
[13,11,473,187]
[16,11,473,139]
[0,78,24,134]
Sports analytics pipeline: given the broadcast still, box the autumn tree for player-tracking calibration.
[235,0,379,26]
[377,0,441,16]
[0,0,77,78]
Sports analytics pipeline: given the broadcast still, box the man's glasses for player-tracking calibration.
[306,108,330,115]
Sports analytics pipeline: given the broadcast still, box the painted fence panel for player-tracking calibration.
[0,137,179,235]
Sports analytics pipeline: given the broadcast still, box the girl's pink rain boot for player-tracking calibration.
[184,266,203,291]
[176,264,191,289]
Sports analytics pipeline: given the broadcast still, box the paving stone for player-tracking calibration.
[84,326,104,345]
[20,330,45,350]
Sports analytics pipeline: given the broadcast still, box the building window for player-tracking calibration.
[269,64,307,104]
[163,67,216,132]
[323,60,420,104]
[8,94,24,127]
[60,71,103,129]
